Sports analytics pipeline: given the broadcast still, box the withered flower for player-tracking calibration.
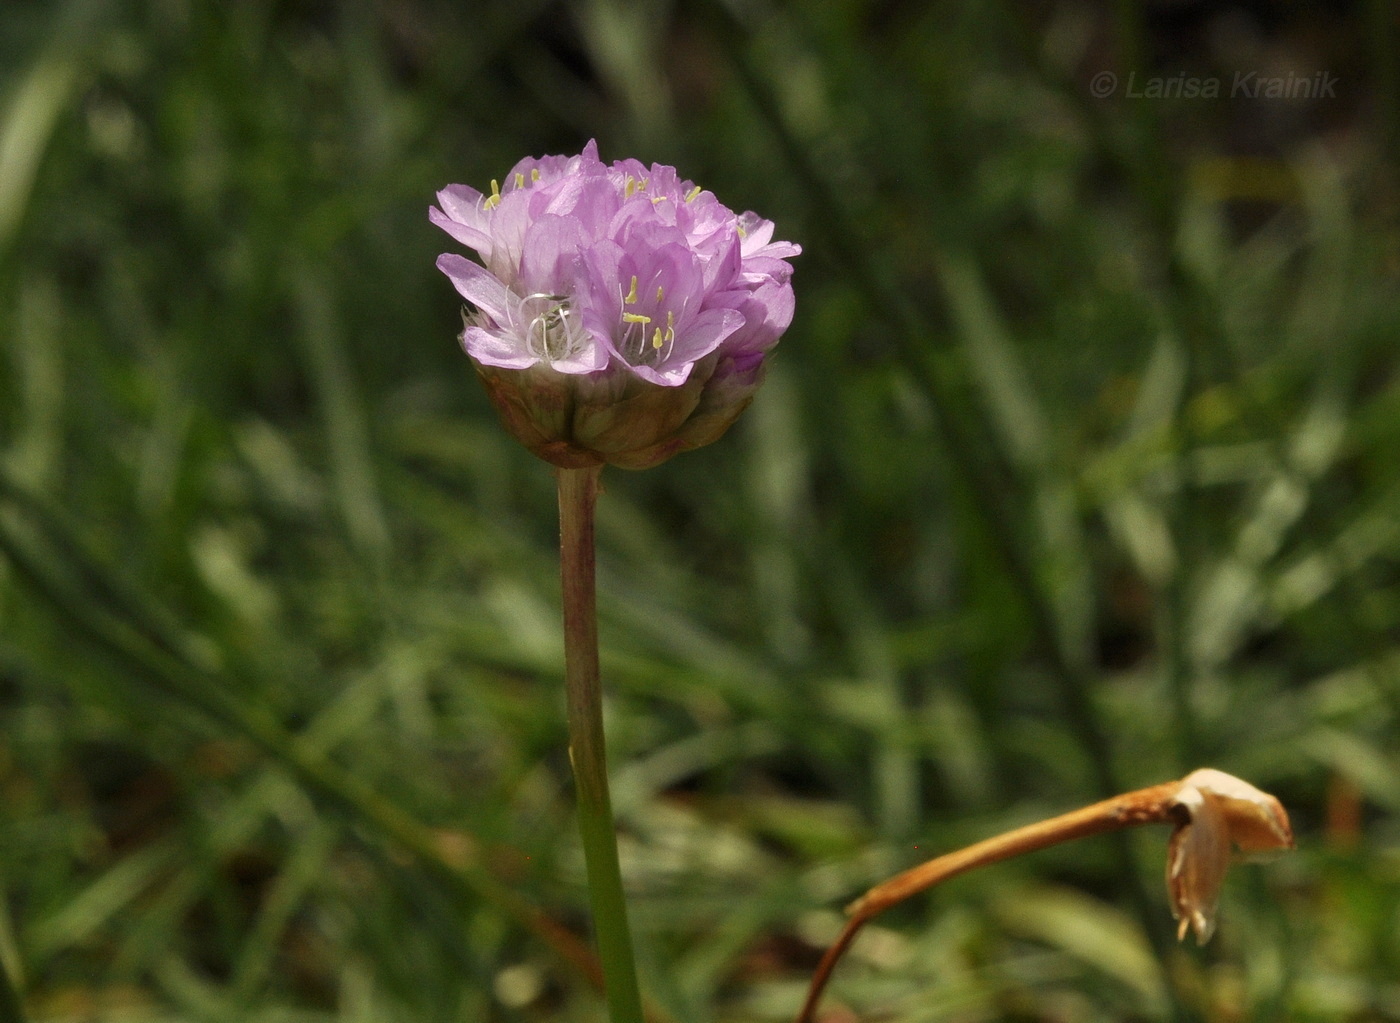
[1167,768,1294,944]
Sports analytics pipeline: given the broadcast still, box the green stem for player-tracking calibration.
[557,465,644,1023]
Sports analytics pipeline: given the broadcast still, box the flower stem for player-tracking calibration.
[558,465,644,1023]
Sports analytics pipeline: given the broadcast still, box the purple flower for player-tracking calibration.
[431,141,799,469]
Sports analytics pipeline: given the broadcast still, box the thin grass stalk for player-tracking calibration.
[0,954,26,1023]
[700,0,1121,796]
[698,10,1198,1017]
[0,475,630,1014]
[701,0,1179,937]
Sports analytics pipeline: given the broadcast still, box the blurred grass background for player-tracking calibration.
[2,0,1399,1020]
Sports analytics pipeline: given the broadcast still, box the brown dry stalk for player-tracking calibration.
[794,782,1184,1023]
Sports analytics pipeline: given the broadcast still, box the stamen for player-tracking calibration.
[530,168,540,182]
[533,315,549,357]
[624,276,638,304]
[651,327,664,350]
[685,185,703,203]
[622,312,652,324]
[483,179,502,210]
[514,172,525,189]
[517,293,583,365]
[656,285,665,303]
[660,310,676,355]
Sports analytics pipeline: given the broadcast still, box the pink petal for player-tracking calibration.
[547,332,610,374]
[436,184,487,223]
[435,254,513,322]
[677,307,744,361]
[461,326,537,370]
[518,214,586,296]
[429,205,493,258]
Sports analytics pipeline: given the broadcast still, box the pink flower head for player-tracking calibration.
[431,141,799,468]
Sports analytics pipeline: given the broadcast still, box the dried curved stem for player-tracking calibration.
[795,783,1182,1023]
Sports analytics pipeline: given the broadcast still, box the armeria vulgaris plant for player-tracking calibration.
[432,141,799,1023]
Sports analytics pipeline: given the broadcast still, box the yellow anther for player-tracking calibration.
[652,327,664,350]
[656,285,665,303]
[531,168,540,182]
[685,185,703,203]
[514,172,525,188]
[622,312,652,324]
[736,223,747,238]
[625,175,639,198]
[624,276,638,304]
[483,179,502,210]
